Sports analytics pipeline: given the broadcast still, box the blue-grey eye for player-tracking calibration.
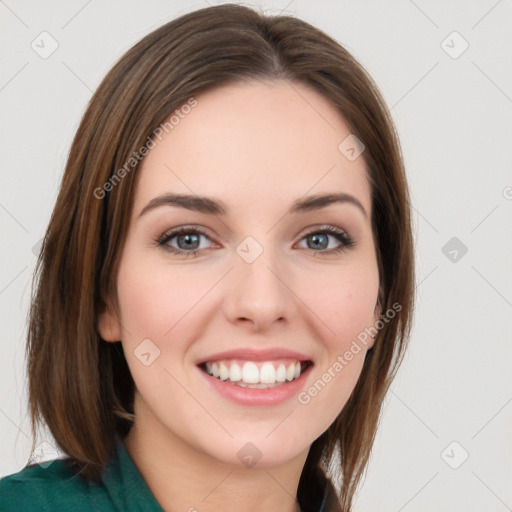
[175,233,201,250]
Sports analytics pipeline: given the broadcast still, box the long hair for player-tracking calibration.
[26,4,414,511]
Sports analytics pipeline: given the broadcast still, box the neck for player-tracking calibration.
[123,394,308,512]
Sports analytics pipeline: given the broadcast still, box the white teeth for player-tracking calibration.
[294,362,301,379]
[259,362,276,384]
[286,363,295,381]
[242,362,260,384]
[203,359,307,386]
[229,363,242,382]
[219,362,229,381]
[276,364,287,382]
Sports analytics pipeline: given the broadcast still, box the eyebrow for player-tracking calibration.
[138,192,367,219]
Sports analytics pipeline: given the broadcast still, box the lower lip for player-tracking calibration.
[197,364,313,406]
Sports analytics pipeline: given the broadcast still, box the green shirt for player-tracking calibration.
[0,438,330,511]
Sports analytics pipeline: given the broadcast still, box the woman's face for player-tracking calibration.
[99,79,380,468]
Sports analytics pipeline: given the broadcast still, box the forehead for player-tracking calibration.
[134,79,371,220]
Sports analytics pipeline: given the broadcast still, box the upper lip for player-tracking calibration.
[196,348,313,365]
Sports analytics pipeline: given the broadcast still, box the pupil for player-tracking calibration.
[310,234,327,250]
[179,233,199,249]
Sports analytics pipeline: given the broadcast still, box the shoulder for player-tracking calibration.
[0,458,113,512]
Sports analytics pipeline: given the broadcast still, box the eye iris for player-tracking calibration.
[178,233,200,250]
[309,233,328,250]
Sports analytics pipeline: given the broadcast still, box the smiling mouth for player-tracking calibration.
[198,360,314,389]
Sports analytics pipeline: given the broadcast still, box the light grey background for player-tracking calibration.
[1,1,511,511]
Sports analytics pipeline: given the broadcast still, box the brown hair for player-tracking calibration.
[27,4,414,511]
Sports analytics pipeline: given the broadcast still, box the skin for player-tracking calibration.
[99,79,380,512]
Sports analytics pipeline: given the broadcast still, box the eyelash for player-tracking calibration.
[155,225,355,258]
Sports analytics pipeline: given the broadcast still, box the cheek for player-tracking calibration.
[115,259,196,402]
[116,254,205,341]
[304,262,379,347]
[297,268,376,425]
[302,263,378,422]
[115,254,218,386]
[116,270,167,340]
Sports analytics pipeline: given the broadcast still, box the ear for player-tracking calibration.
[97,300,122,342]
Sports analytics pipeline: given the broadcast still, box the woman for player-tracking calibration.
[0,3,414,511]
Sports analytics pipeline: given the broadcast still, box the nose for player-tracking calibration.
[222,248,293,331]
